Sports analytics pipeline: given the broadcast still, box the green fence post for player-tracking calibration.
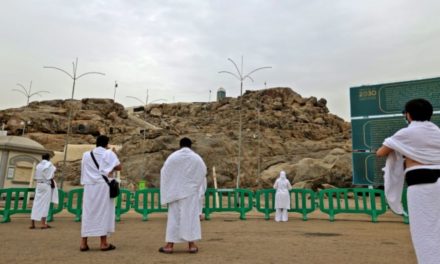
[47,189,65,222]
[67,189,83,222]
[0,189,11,223]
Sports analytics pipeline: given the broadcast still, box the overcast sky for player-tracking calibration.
[1,0,440,120]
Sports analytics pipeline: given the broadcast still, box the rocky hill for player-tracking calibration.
[0,87,352,190]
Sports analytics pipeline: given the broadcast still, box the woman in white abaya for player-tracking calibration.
[273,171,292,222]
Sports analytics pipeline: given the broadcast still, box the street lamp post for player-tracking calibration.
[44,58,105,189]
[257,91,261,180]
[12,81,50,135]
[219,56,271,189]
[114,81,118,101]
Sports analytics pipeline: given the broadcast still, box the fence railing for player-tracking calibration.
[66,188,83,222]
[318,188,387,222]
[204,188,254,220]
[0,187,408,224]
[133,188,167,221]
[115,189,132,222]
[0,188,65,223]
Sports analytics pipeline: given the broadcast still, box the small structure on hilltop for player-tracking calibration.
[217,87,226,101]
[0,136,51,188]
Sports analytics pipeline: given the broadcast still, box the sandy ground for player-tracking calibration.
[0,210,417,264]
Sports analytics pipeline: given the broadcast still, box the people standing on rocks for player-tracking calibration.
[377,98,440,264]
[30,153,57,229]
[80,135,122,252]
[159,137,207,254]
[273,171,292,222]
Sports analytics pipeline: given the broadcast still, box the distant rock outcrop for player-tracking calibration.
[0,88,352,190]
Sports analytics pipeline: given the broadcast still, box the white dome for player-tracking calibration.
[0,136,47,153]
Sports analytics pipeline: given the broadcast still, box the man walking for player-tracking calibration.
[159,137,207,254]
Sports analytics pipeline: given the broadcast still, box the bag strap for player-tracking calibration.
[90,151,110,184]
[90,151,100,169]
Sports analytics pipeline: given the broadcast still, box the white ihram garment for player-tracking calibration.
[382,121,440,264]
[81,147,120,237]
[273,171,292,222]
[160,147,207,243]
[199,177,207,215]
[31,160,57,221]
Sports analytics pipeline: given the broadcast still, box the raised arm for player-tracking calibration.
[113,164,122,171]
[376,145,393,157]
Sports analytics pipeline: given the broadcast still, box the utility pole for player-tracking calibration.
[44,58,105,189]
[219,56,271,189]
[114,81,118,101]
[12,81,50,136]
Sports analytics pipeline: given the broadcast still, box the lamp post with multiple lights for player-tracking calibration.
[219,56,271,189]
[44,58,105,188]
[12,81,50,135]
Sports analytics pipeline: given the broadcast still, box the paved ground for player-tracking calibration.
[0,210,416,264]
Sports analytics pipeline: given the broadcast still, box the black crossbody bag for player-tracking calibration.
[90,151,120,198]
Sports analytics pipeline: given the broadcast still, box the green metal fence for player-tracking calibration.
[318,188,387,222]
[0,188,33,223]
[254,189,316,220]
[0,188,65,223]
[66,188,83,222]
[47,189,66,222]
[254,189,275,220]
[133,188,167,221]
[204,188,253,220]
[0,187,408,224]
[115,189,132,222]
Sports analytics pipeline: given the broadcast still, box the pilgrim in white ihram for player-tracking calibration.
[159,137,207,254]
[273,171,292,222]
[30,154,58,229]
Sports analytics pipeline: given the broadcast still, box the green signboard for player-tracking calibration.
[350,76,440,185]
[350,77,440,117]
[352,116,406,151]
[352,114,440,151]
[352,152,386,185]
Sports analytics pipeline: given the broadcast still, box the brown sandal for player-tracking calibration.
[188,247,199,254]
[80,245,90,252]
[158,247,173,254]
[101,244,116,251]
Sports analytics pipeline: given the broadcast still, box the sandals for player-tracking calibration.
[188,247,199,254]
[40,225,52,229]
[158,247,173,254]
[80,245,90,252]
[101,244,116,251]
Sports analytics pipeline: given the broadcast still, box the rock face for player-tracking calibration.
[0,88,352,190]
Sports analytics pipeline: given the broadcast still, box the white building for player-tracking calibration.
[0,136,50,188]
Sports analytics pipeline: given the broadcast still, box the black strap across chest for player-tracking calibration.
[90,151,110,184]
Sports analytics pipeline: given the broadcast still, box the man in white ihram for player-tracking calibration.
[159,137,207,254]
[377,98,440,264]
[80,135,121,252]
[30,153,58,229]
